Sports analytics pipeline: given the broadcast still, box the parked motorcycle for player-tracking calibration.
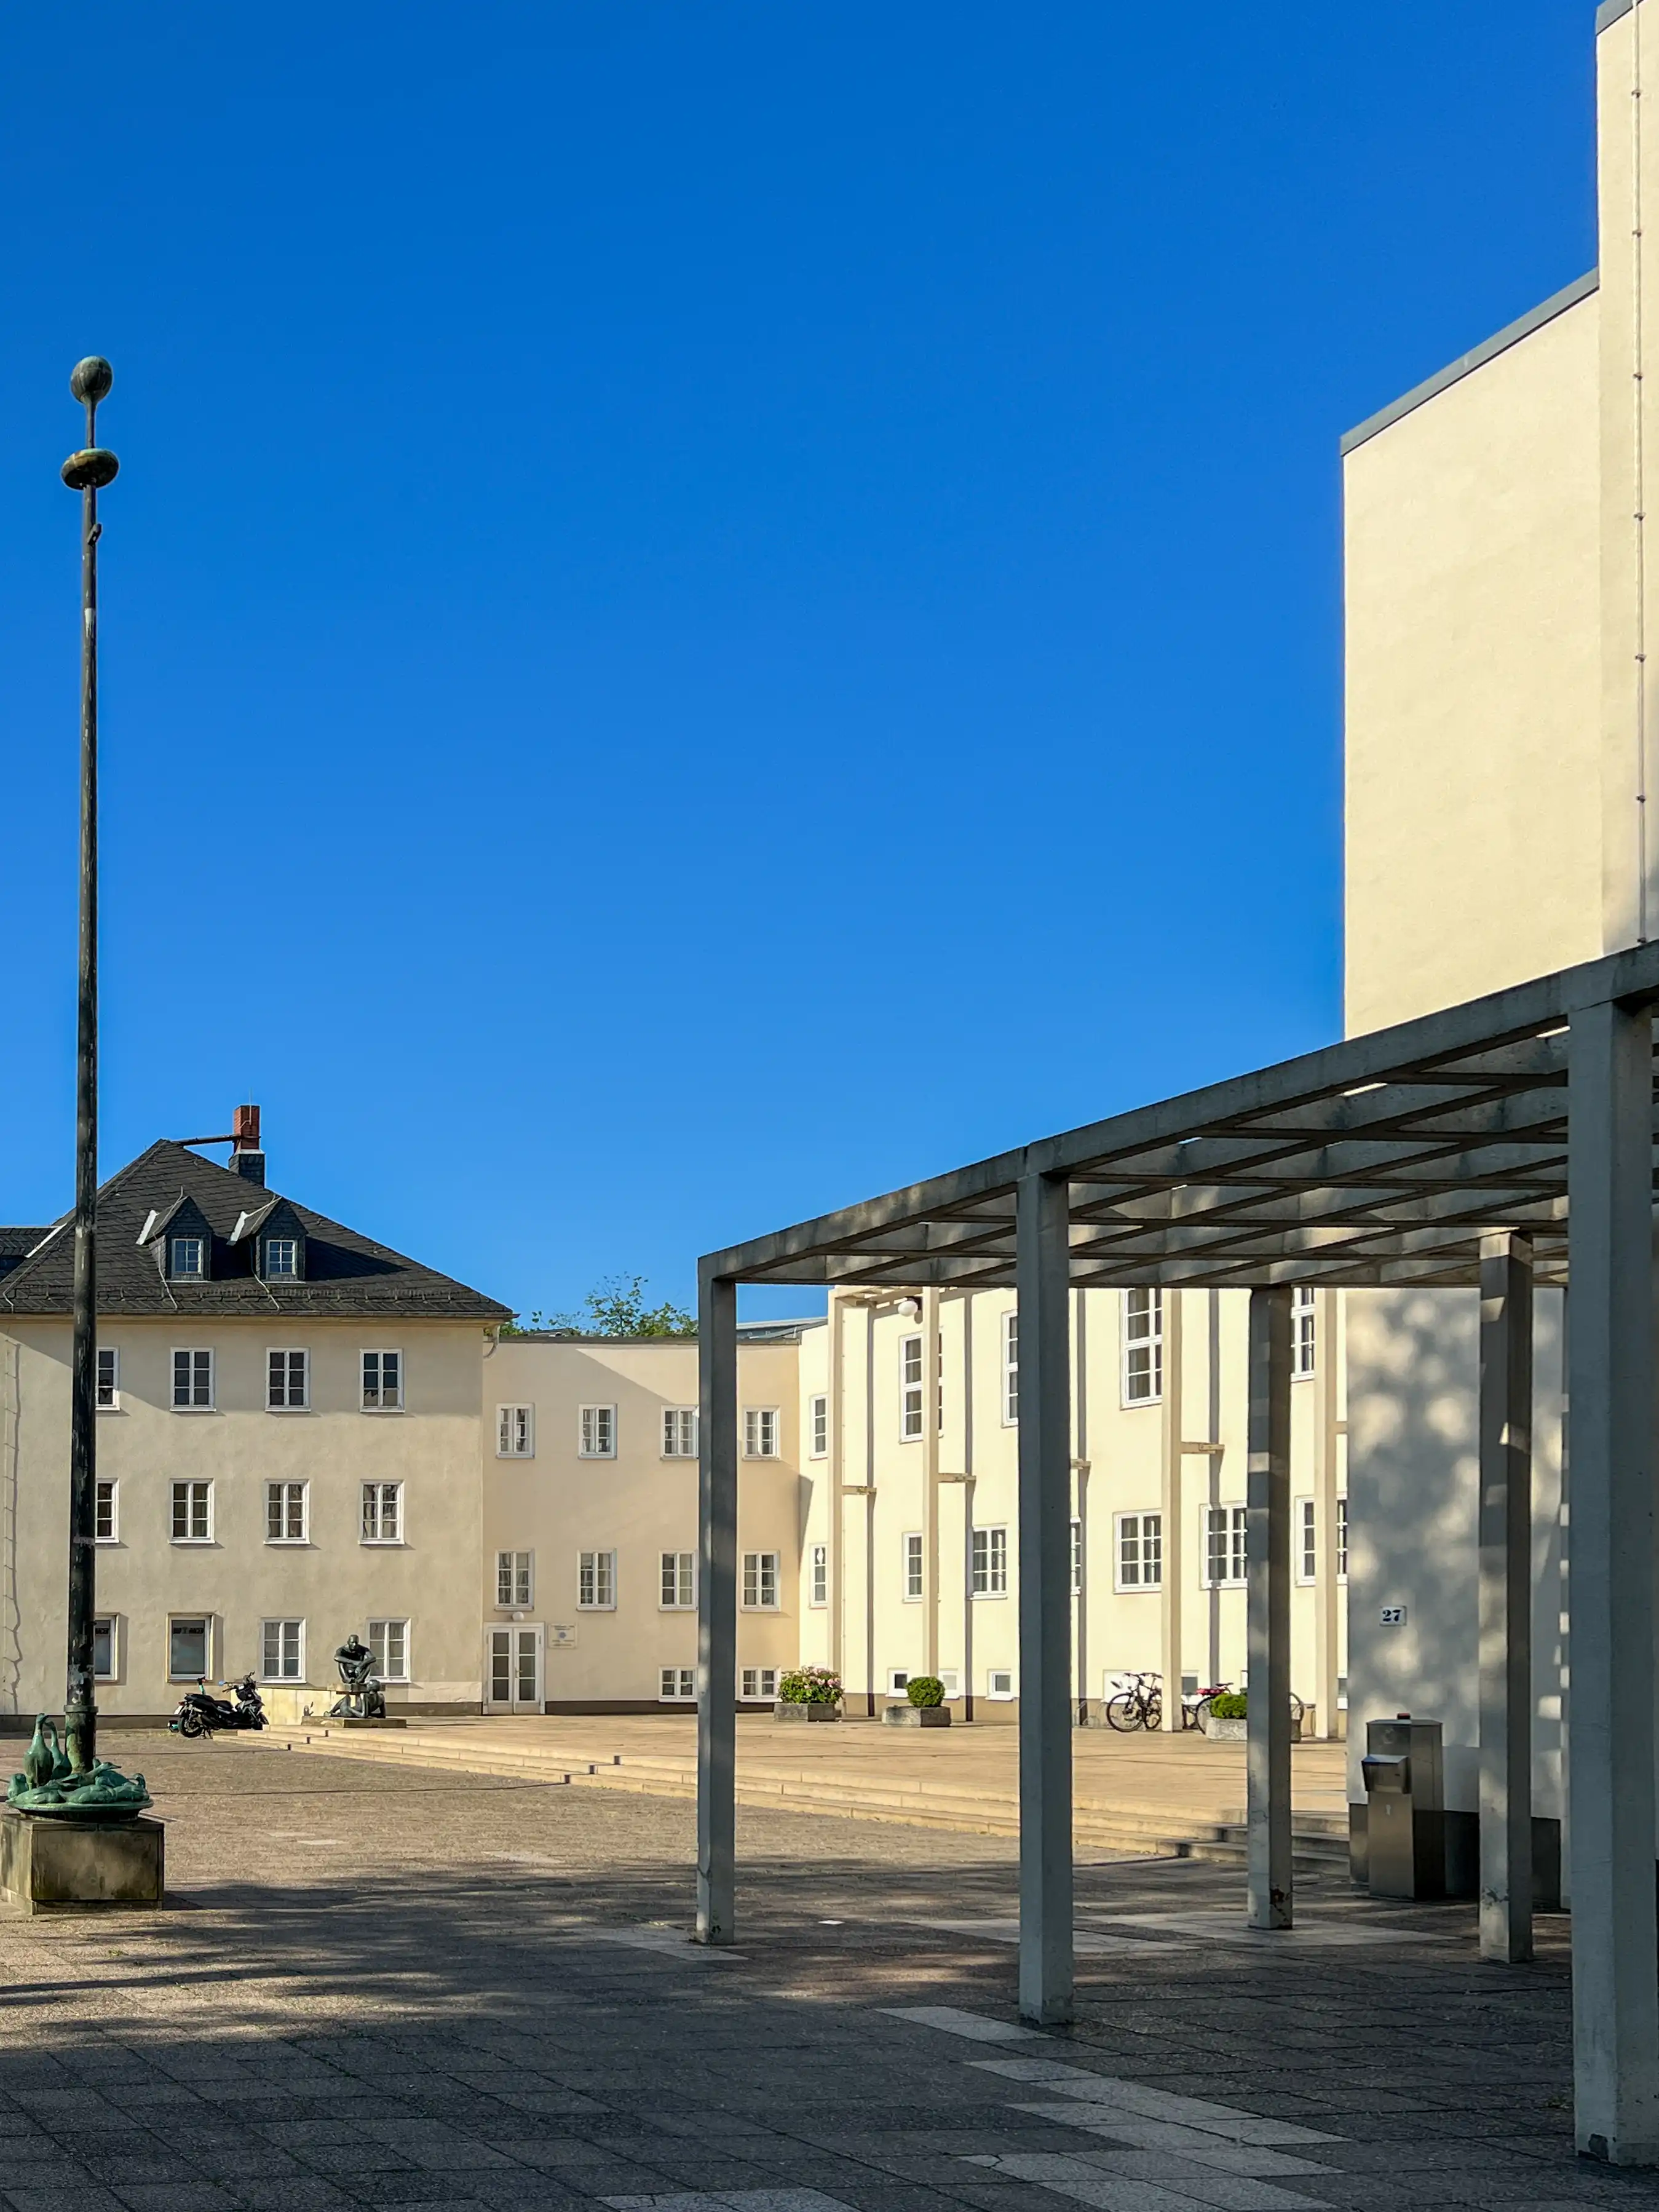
[169,1674,267,1738]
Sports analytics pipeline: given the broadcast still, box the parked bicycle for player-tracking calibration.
[1104,1670,1163,1732]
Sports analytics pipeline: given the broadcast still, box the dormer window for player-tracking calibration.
[263,1238,298,1279]
[170,1236,205,1280]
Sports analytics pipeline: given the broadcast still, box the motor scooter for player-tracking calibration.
[169,1673,267,1738]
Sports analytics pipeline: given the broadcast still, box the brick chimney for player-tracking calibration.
[231,1103,266,1187]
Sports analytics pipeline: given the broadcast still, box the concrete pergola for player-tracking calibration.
[697,938,1659,2165]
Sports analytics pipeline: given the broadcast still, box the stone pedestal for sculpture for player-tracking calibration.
[0,1809,164,1913]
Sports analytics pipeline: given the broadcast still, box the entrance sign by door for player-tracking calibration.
[486,1625,543,1711]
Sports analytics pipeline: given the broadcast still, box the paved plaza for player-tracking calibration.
[0,1732,1645,2212]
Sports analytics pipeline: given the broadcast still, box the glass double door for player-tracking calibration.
[486,1625,543,1711]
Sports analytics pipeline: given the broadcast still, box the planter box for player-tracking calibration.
[883,1704,951,1727]
[1206,1713,1302,1743]
[774,1701,841,1722]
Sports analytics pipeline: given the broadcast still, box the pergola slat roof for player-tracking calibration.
[706,941,1659,1293]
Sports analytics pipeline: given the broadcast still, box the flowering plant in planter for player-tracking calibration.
[906,1676,946,1708]
[778,1667,842,1706]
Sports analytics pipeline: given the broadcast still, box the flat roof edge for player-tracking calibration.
[1599,0,1634,33]
[1339,269,1598,458]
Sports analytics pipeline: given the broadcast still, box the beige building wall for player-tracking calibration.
[0,1318,486,1722]
[1334,7,1658,1849]
[481,1333,802,1712]
[1342,282,1601,1034]
[794,1286,1345,1729]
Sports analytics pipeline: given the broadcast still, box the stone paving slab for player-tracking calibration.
[0,1734,1644,2212]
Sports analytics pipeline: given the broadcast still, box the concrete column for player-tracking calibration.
[1246,1285,1293,1931]
[828,1290,845,1685]
[1017,1168,1073,2024]
[1312,1289,1341,1740]
[696,1267,738,1944]
[1479,1232,1534,1965]
[922,1287,941,1678]
[1158,1289,1185,1724]
[1567,996,1659,2163]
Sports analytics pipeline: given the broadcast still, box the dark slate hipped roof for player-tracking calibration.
[0,1142,510,1321]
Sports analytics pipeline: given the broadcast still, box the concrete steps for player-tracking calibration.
[248,1722,1345,1865]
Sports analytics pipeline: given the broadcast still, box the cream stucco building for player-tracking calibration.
[1335,0,1659,1879]
[0,1123,509,1724]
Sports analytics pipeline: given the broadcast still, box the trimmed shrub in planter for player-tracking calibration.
[1203,1691,1301,1744]
[775,1665,842,1722]
[884,1675,951,1727]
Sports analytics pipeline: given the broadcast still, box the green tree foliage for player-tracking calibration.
[503,1274,696,1339]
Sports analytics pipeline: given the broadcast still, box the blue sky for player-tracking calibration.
[0,3,1598,1319]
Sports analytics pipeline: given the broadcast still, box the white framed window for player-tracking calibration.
[170,1480,213,1544]
[360,1481,403,1544]
[172,1347,214,1410]
[741,1667,778,1701]
[660,1550,695,1608]
[95,1478,118,1544]
[361,1349,403,1411]
[742,1407,780,1458]
[1205,1504,1247,1587]
[266,1481,308,1544]
[900,1334,924,1440]
[972,1525,1008,1597]
[886,1668,913,1697]
[742,1551,780,1609]
[96,1347,119,1409]
[809,1543,828,1606]
[579,1549,617,1609]
[662,1408,697,1459]
[1122,1289,1163,1405]
[93,1614,118,1681]
[1292,1286,1317,1378]
[1115,1510,1163,1590]
[987,1667,1015,1700]
[368,1618,410,1682]
[168,1615,211,1681]
[170,1234,205,1279]
[497,1404,534,1457]
[809,1394,828,1458]
[660,1666,696,1702]
[497,1550,534,1607]
[903,1531,923,1601]
[1297,1497,1349,1580]
[1071,1517,1082,1596]
[263,1236,298,1279]
[260,1618,305,1683]
[580,1404,616,1457]
[1002,1310,1019,1424]
[267,1347,309,1411]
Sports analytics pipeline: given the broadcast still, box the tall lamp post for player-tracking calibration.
[60,359,117,1778]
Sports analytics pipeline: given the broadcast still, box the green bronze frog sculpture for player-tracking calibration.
[6,1714,151,1822]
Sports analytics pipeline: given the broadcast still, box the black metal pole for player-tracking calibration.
[61,359,117,1777]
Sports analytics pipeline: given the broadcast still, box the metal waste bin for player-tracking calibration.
[1361,1716,1444,1898]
